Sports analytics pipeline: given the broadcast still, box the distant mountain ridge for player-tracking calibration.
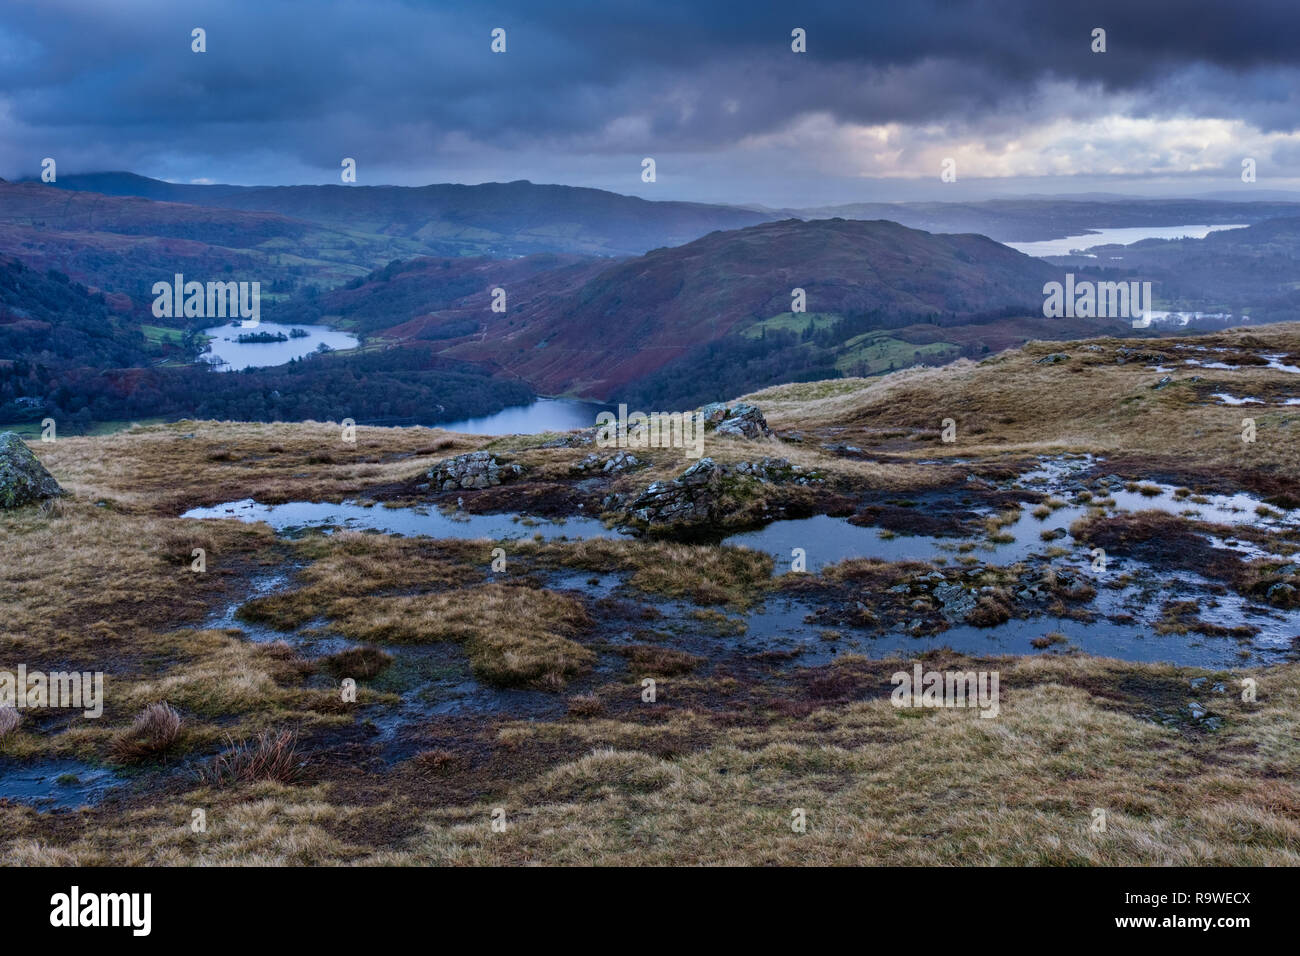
[34,171,1300,253]
[39,172,772,257]
[783,198,1300,242]
[7,171,1294,419]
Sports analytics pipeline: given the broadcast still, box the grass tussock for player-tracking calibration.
[328,584,595,688]
[967,588,1014,627]
[619,644,705,677]
[567,694,605,718]
[205,729,303,786]
[109,703,183,763]
[627,543,773,606]
[410,749,460,774]
[522,537,774,606]
[321,646,393,681]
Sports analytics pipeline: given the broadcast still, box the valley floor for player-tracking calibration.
[2,324,1299,865]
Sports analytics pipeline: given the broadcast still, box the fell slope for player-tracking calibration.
[373,218,1092,398]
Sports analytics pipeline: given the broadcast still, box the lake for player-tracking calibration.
[436,397,610,435]
[199,321,359,371]
[1004,223,1248,258]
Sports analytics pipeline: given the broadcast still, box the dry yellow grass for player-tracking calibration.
[28,419,480,516]
[746,322,1300,478]
[329,584,595,687]
[1,653,1294,865]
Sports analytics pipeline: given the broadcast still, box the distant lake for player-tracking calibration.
[1004,223,1248,258]
[437,397,610,435]
[199,321,358,371]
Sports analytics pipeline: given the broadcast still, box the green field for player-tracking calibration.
[740,313,961,377]
[140,324,189,345]
[740,311,842,338]
[833,331,960,375]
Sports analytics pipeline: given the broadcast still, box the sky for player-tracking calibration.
[2,0,1300,206]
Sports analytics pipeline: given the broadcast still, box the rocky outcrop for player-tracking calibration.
[931,579,978,621]
[620,456,821,534]
[621,458,726,532]
[570,451,643,475]
[427,451,524,491]
[698,402,772,439]
[0,432,63,508]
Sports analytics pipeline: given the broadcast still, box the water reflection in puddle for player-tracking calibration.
[739,581,1297,669]
[723,456,1295,575]
[182,498,625,542]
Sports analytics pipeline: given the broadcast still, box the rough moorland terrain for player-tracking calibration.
[1,324,1298,865]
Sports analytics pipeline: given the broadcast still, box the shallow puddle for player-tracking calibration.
[724,455,1295,576]
[182,498,623,542]
[0,759,123,810]
[735,571,1297,668]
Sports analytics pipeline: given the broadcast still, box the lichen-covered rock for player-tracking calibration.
[622,457,725,531]
[698,403,730,426]
[620,456,820,534]
[570,451,643,475]
[931,581,978,622]
[0,432,63,508]
[700,402,772,440]
[427,451,523,491]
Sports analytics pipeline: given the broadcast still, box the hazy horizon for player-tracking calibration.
[6,0,1300,206]
[15,167,1300,211]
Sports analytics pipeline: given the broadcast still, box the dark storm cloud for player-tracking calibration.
[1,0,1298,194]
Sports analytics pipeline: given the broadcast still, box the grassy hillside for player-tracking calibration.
[0,181,432,305]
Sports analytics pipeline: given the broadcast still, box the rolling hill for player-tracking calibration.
[290,217,1117,404]
[42,172,772,258]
